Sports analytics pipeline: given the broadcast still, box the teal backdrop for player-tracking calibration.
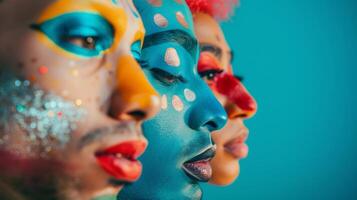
[202,0,357,199]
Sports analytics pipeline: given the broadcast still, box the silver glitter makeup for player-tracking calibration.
[0,72,85,152]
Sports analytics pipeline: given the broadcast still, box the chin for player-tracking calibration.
[184,183,203,200]
[209,150,240,186]
[119,181,202,200]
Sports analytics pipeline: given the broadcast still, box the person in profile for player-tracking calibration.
[118,0,228,199]
[186,0,258,186]
[0,1,160,200]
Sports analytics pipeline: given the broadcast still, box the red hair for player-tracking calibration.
[186,0,239,20]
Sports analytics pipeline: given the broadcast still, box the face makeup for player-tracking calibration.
[193,12,258,185]
[118,1,227,200]
[0,0,160,199]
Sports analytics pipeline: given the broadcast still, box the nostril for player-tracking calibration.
[204,121,218,131]
[127,110,147,121]
[230,113,248,119]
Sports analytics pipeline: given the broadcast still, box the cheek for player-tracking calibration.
[213,92,227,106]
[18,34,111,102]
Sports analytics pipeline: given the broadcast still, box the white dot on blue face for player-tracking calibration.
[172,95,184,112]
[161,95,168,110]
[165,48,180,67]
[154,13,168,28]
[184,88,196,102]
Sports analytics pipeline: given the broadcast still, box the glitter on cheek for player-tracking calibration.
[172,95,184,112]
[38,66,49,75]
[61,90,69,96]
[28,75,37,82]
[75,99,83,106]
[47,111,55,117]
[70,69,79,77]
[161,95,168,110]
[57,112,63,118]
[184,88,196,102]
[0,74,86,151]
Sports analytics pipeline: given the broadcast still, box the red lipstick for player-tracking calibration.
[95,140,147,182]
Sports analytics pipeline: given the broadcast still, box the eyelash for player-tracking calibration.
[199,69,223,81]
[64,35,100,50]
[150,68,183,86]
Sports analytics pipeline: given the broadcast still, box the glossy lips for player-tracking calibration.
[224,132,248,159]
[183,146,216,182]
[95,140,147,182]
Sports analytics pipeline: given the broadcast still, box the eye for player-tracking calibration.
[199,69,223,82]
[150,68,183,86]
[31,13,114,57]
[65,36,98,50]
[62,26,107,53]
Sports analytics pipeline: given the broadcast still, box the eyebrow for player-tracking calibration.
[143,29,198,60]
[200,43,234,63]
[200,43,223,58]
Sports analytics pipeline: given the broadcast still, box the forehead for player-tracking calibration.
[0,0,120,13]
[193,13,229,48]
[133,0,195,36]
[36,0,135,20]
[0,0,139,24]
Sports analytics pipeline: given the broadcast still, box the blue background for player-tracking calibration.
[202,0,357,199]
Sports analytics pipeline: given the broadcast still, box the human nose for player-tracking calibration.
[215,73,257,119]
[109,55,160,121]
[187,84,227,132]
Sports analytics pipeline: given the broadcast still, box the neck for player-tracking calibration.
[0,150,60,200]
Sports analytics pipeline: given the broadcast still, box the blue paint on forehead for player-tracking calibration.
[134,0,195,36]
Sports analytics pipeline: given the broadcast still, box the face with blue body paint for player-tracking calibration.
[118,1,227,200]
[0,1,160,200]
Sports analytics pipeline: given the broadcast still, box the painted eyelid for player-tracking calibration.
[150,68,182,86]
[66,27,99,37]
[33,12,114,57]
[153,67,182,79]
[64,25,113,51]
